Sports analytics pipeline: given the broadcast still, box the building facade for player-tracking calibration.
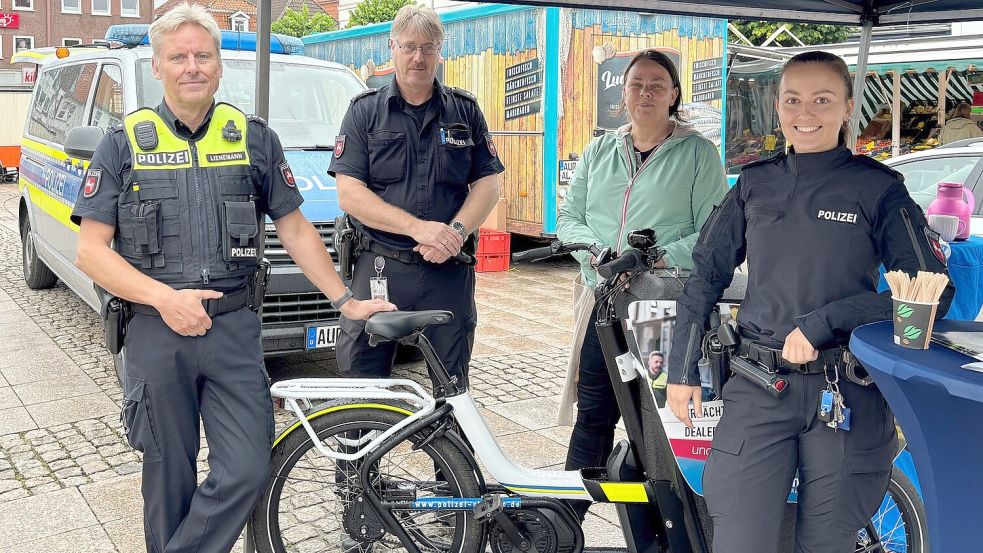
[153,0,338,34]
[0,0,153,73]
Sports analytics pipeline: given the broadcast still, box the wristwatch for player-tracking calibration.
[451,221,468,239]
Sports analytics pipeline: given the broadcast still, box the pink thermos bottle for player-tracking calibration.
[927,182,976,241]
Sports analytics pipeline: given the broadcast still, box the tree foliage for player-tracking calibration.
[272,4,338,38]
[347,0,417,28]
[728,20,852,47]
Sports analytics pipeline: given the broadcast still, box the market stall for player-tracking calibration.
[725,36,983,171]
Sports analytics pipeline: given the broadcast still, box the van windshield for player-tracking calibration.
[136,59,362,149]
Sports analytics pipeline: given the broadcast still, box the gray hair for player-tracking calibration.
[150,2,222,59]
[390,5,444,44]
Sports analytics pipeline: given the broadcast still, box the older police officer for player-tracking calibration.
[329,5,504,386]
[71,4,393,552]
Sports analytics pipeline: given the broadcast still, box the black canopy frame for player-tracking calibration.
[251,1,983,144]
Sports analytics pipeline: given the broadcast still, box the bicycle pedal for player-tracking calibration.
[474,494,505,521]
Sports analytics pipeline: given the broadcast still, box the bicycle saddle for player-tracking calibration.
[365,310,454,340]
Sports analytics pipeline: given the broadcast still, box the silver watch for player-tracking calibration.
[451,221,468,239]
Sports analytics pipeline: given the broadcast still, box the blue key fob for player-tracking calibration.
[818,389,834,423]
[838,407,852,431]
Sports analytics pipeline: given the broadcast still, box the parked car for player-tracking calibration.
[14,26,357,380]
[886,137,983,236]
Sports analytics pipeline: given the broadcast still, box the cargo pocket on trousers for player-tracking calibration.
[121,378,162,463]
[843,444,895,528]
[703,430,747,516]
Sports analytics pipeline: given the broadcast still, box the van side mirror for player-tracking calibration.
[64,126,105,160]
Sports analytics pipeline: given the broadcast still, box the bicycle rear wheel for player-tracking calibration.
[252,403,483,553]
[856,467,927,553]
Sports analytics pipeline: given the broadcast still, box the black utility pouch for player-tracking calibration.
[131,201,163,268]
[221,200,259,262]
[103,296,130,355]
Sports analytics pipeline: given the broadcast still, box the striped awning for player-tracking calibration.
[859,70,983,129]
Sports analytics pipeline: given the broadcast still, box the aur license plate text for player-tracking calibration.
[306,325,341,349]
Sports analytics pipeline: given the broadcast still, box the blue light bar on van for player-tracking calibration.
[103,24,304,55]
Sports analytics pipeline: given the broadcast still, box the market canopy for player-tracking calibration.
[455,1,983,25]
[253,0,983,119]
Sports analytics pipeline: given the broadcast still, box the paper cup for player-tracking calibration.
[892,298,938,349]
[927,214,960,243]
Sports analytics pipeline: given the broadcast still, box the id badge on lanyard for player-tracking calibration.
[370,255,389,302]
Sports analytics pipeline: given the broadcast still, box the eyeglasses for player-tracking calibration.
[394,40,440,56]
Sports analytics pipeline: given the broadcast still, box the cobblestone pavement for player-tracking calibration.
[0,183,626,552]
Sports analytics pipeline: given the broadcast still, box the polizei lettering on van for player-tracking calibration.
[136,151,191,166]
[816,210,858,224]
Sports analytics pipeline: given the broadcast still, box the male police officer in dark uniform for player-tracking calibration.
[329,5,504,386]
[71,5,393,552]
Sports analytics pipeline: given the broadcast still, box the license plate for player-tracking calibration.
[306,325,341,349]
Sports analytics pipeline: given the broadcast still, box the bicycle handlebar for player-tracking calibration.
[510,242,601,263]
[596,249,645,279]
[511,246,556,263]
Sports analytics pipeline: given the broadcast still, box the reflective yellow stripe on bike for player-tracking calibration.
[273,403,412,447]
[599,482,649,503]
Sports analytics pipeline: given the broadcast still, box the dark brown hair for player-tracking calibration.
[954,102,973,120]
[779,50,854,145]
[613,49,683,120]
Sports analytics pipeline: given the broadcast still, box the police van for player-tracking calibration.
[14,25,355,374]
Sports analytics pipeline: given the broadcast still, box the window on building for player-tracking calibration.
[120,0,137,16]
[62,0,81,14]
[230,13,248,32]
[27,63,96,145]
[13,0,33,10]
[91,0,109,14]
[63,38,82,47]
[13,36,34,52]
[91,64,124,130]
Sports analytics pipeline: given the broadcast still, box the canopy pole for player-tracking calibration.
[892,70,901,158]
[939,68,952,127]
[255,0,272,120]
[850,19,874,152]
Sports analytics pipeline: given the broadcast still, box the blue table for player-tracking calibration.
[878,235,983,320]
[850,320,983,553]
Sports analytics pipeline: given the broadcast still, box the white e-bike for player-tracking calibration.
[248,230,925,553]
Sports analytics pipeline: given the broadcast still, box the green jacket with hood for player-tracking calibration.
[557,122,727,287]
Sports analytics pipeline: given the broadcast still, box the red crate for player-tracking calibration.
[477,228,510,256]
[475,253,509,273]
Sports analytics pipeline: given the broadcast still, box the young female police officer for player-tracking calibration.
[666,51,955,553]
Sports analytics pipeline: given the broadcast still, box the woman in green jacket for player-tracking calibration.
[556,49,727,522]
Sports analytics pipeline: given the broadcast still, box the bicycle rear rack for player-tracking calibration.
[270,378,436,461]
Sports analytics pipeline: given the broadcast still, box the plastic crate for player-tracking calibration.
[477,228,510,256]
[475,253,509,273]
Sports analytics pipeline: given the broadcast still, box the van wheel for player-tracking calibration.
[113,348,125,387]
[21,217,58,289]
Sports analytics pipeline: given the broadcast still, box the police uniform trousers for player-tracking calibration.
[337,251,477,387]
[121,307,274,553]
[703,371,897,553]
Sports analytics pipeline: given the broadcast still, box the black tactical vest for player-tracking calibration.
[118,103,259,287]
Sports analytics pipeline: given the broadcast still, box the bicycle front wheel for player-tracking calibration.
[856,467,927,553]
[252,403,483,553]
